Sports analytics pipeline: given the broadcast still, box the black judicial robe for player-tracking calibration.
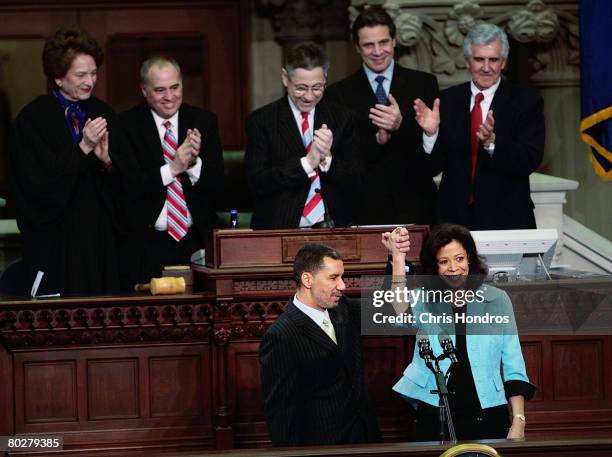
[9,95,122,296]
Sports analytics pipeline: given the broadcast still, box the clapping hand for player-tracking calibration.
[413,98,440,137]
[307,123,333,169]
[80,117,107,154]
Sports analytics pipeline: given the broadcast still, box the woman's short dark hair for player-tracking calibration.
[43,25,104,85]
[293,244,342,286]
[420,224,488,289]
[351,6,396,44]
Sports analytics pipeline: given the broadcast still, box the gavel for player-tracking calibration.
[134,277,186,295]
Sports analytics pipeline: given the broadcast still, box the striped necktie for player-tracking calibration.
[299,111,325,227]
[162,120,188,241]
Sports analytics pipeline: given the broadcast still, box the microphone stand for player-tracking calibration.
[419,343,457,443]
[429,353,457,444]
[313,188,335,228]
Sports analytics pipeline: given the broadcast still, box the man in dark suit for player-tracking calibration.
[414,24,545,230]
[118,56,224,285]
[259,244,381,446]
[245,43,362,229]
[325,6,439,225]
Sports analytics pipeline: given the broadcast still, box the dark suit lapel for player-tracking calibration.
[278,98,308,157]
[353,67,378,109]
[389,64,408,100]
[328,303,345,351]
[313,99,330,130]
[286,301,339,352]
[456,84,473,179]
[138,104,165,167]
[178,105,192,144]
[489,78,510,119]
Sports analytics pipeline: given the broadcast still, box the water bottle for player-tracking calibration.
[230,209,239,229]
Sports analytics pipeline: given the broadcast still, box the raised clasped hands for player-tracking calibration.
[413,97,440,137]
[306,123,333,169]
[381,226,411,261]
[170,127,201,176]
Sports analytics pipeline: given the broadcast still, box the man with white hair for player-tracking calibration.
[414,23,545,230]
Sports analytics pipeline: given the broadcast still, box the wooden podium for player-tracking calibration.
[195,225,429,298]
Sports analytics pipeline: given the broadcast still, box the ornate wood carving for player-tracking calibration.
[0,302,213,350]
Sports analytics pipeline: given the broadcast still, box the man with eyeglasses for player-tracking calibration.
[326,6,439,225]
[245,42,363,229]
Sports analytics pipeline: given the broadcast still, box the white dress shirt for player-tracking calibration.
[150,109,202,231]
[293,294,335,336]
[470,78,501,155]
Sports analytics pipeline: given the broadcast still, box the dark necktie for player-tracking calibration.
[375,75,388,105]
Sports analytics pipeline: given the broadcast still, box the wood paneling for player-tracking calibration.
[521,340,544,401]
[87,358,139,420]
[79,1,248,147]
[363,337,414,441]
[150,355,203,418]
[225,342,268,447]
[552,339,603,401]
[22,361,78,423]
[0,0,248,148]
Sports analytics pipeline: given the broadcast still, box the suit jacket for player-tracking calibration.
[244,97,363,229]
[325,64,439,225]
[432,79,545,230]
[117,103,224,240]
[259,297,381,446]
[115,103,224,287]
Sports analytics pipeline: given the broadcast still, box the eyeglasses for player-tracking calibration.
[291,83,325,96]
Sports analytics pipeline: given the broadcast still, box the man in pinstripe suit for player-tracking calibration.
[245,43,363,229]
[259,244,381,446]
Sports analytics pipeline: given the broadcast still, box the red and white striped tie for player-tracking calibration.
[300,112,325,227]
[162,120,188,241]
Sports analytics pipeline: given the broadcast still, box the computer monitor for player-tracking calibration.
[471,229,558,282]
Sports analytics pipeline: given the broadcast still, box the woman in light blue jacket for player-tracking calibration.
[382,223,535,441]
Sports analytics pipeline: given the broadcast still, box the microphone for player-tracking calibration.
[438,332,458,364]
[416,330,434,365]
[314,188,335,228]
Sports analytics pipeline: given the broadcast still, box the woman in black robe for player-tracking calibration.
[9,26,122,296]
